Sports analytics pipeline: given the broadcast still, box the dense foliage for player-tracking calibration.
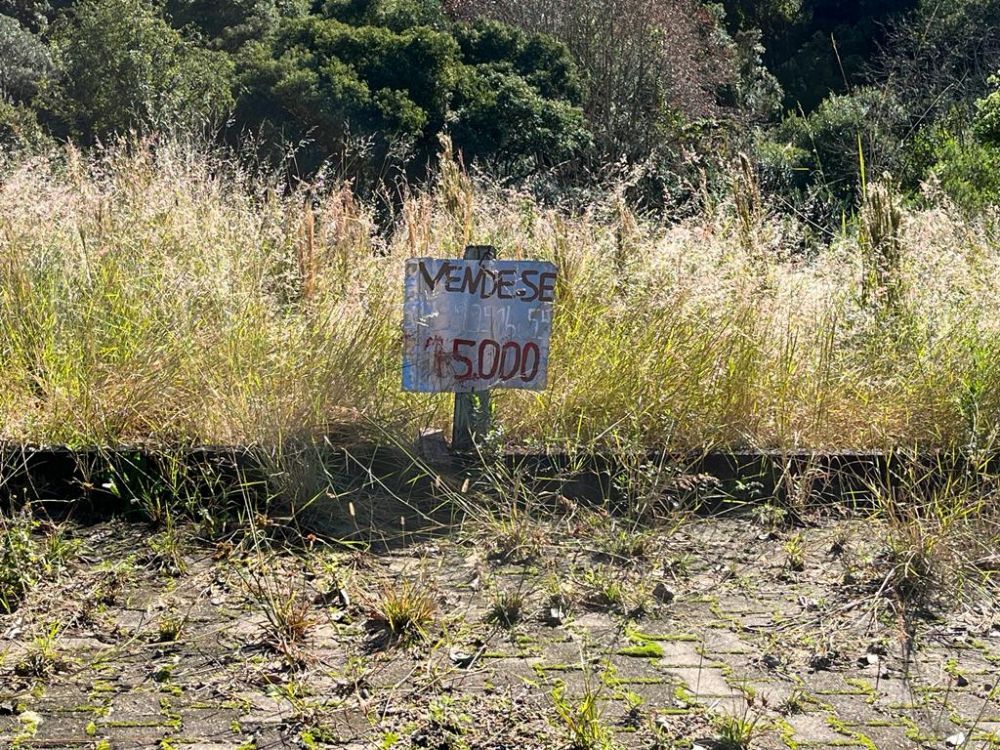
[3,0,1000,214]
[234,12,589,177]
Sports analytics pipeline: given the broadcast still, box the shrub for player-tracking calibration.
[772,87,899,202]
[974,73,1000,146]
[0,14,53,101]
[880,0,1000,127]
[927,130,1000,211]
[0,0,55,31]
[449,0,738,165]
[164,0,310,49]
[451,67,591,174]
[235,9,589,178]
[322,0,450,30]
[0,97,52,154]
[43,0,235,141]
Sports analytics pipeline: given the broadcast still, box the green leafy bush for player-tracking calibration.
[974,73,1000,146]
[0,14,53,101]
[451,67,591,173]
[0,97,52,153]
[454,19,583,104]
[235,8,589,177]
[322,0,449,30]
[773,88,893,199]
[928,130,1000,210]
[164,0,310,50]
[42,0,235,141]
[235,15,457,171]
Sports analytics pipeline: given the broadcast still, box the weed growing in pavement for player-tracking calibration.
[579,566,649,615]
[871,465,1000,611]
[236,515,318,656]
[250,577,316,654]
[621,687,645,719]
[580,567,628,612]
[487,588,527,628]
[712,703,768,749]
[145,522,187,574]
[783,533,805,572]
[663,553,694,578]
[550,677,616,750]
[423,695,473,746]
[15,623,66,679]
[0,510,40,614]
[367,578,436,644]
[156,611,187,643]
[542,573,576,616]
[595,524,654,561]
[752,503,789,531]
[778,688,809,715]
[0,508,75,614]
[483,508,546,564]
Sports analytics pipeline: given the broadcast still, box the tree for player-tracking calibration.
[445,0,738,163]
[0,0,69,31]
[0,14,52,102]
[453,19,583,104]
[235,6,590,178]
[163,0,309,50]
[451,66,590,172]
[321,0,450,30]
[42,0,235,141]
[236,16,457,164]
[719,0,917,111]
[878,0,1000,122]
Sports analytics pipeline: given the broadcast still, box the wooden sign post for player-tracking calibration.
[402,244,557,453]
[451,245,494,451]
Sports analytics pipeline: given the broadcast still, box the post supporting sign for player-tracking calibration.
[402,245,557,450]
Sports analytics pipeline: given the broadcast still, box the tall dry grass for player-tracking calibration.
[2,137,1000,451]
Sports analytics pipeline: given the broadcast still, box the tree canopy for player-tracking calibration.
[3,0,1000,213]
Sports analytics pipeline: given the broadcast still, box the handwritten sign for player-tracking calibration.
[402,257,556,392]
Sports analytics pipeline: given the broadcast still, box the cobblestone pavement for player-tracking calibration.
[1,511,998,749]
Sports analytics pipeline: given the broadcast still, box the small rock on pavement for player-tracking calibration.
[762,653,782,669]
[449,647,475,668]
[545,607,565,626]
[945,732,966,747]
[652,582,675,604]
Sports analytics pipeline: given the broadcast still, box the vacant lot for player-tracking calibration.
[4,140,1000,452]
[4,118,1000,750]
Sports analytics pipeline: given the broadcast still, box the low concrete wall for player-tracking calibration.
[1,443,992,517]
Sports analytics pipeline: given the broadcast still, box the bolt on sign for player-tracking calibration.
[402,256,556,392]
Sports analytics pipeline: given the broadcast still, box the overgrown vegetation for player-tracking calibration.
[2,0,1000,455]
[4,0,1000,214]
[4,12,1000,748]
[0,509,74,614]
[2,136,1000,451]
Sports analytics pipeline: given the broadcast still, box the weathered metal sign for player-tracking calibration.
[402,257,556,392]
